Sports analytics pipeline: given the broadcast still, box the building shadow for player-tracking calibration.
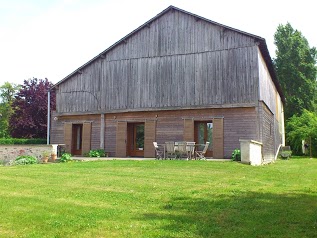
[140,191,317,237]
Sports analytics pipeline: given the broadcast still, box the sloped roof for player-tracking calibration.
[53,5,285,103]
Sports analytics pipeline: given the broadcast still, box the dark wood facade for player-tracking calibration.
[51,6,285,161]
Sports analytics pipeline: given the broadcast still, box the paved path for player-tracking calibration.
[71,157,230,162]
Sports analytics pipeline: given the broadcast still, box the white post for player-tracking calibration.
[47,89,50,145]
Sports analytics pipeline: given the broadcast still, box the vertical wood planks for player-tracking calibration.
[82,122,92,155]
[144,120,156,157]
[55,9,266,115]
[116,121,127,157]
[64,123,72,153]
[183,118,194,141]
[213,118,224,159]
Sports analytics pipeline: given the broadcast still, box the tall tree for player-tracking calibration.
[274,23,317,120]
[9,78,56,138]
[0,82,19,138]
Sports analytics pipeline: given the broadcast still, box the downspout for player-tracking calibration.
[47,89,50,145]
[274,144,282,162]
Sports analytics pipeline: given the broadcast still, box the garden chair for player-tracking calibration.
[165,141,176,159]
[153,142,164,160]
[186,142,196,160]
[175,141,187,159]
[195,142,210,160]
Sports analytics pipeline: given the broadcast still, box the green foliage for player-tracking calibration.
[231,149,241,161]
[274,23,317,120]
[42,151,51,157]
[286,110,317,156]
[15,155,38,165]
[0,82,19,138]
[59,153,72,163]
[0,138,46,145]
[280,151,292,159]
[89,149,106,157]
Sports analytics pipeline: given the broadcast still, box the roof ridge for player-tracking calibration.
[52,5,284,103]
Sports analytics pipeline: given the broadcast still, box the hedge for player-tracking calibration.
[0,138,47,145]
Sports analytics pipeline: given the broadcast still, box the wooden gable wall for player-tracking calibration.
[56,9,260,114]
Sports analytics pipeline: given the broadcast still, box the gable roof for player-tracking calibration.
[53,5,285,103]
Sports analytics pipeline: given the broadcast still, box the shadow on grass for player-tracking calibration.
[141,192,317,238]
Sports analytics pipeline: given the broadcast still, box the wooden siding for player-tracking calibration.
[213,118,224,158]
[144,120,156,157]
[258,49,280,113]
[51,107,259,159]
[116,121,127,157]
[183,118,194,141]
[105,108,260,158]
[259,102,275,163]
[82,122,92,154]
[64,123,72,153]
[56,9,259,114]
[50,114,100,152]
[56,60,102,114]
[105,10,255,60]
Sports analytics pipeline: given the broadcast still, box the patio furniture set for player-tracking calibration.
[153,141,210,160]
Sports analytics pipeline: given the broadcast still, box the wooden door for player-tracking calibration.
[127,123,144,157]
[72,124,83,155]
[195,121,213,157]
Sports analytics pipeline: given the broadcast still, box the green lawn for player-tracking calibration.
[0,158,316,238]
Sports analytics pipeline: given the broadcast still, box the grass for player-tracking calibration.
[0,158,316,238]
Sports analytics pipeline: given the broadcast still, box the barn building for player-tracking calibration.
[50,6,285,162]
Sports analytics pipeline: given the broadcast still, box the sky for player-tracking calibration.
[0,0,316,86]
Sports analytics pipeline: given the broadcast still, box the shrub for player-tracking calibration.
[231,149,241,161]
[280,151,292,160]
[89,149,106,157]
[60,153,72,163]
[0,138,46,145]
[15,155,38,165]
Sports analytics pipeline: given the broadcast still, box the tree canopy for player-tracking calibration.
[9,78,56,138]
[0,82,19,138]
[274,23,317,120]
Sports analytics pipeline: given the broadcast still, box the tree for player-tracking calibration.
[9,78,56,138]
[287,110,317,156]
[274,23,317,120]
[0,82,19,138]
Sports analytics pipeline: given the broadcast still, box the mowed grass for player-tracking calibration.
[0,159,316,238]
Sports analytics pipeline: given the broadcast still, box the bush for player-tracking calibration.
[0,138,46,145]
[231,149,241,161]
[280,151,292,160]
[89,149,106,157]
[15,155,38,165]
[60,153,72,163]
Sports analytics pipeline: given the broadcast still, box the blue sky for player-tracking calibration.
[1,0,316,85]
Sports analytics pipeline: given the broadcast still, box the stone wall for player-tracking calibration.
[0,145,55,165]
